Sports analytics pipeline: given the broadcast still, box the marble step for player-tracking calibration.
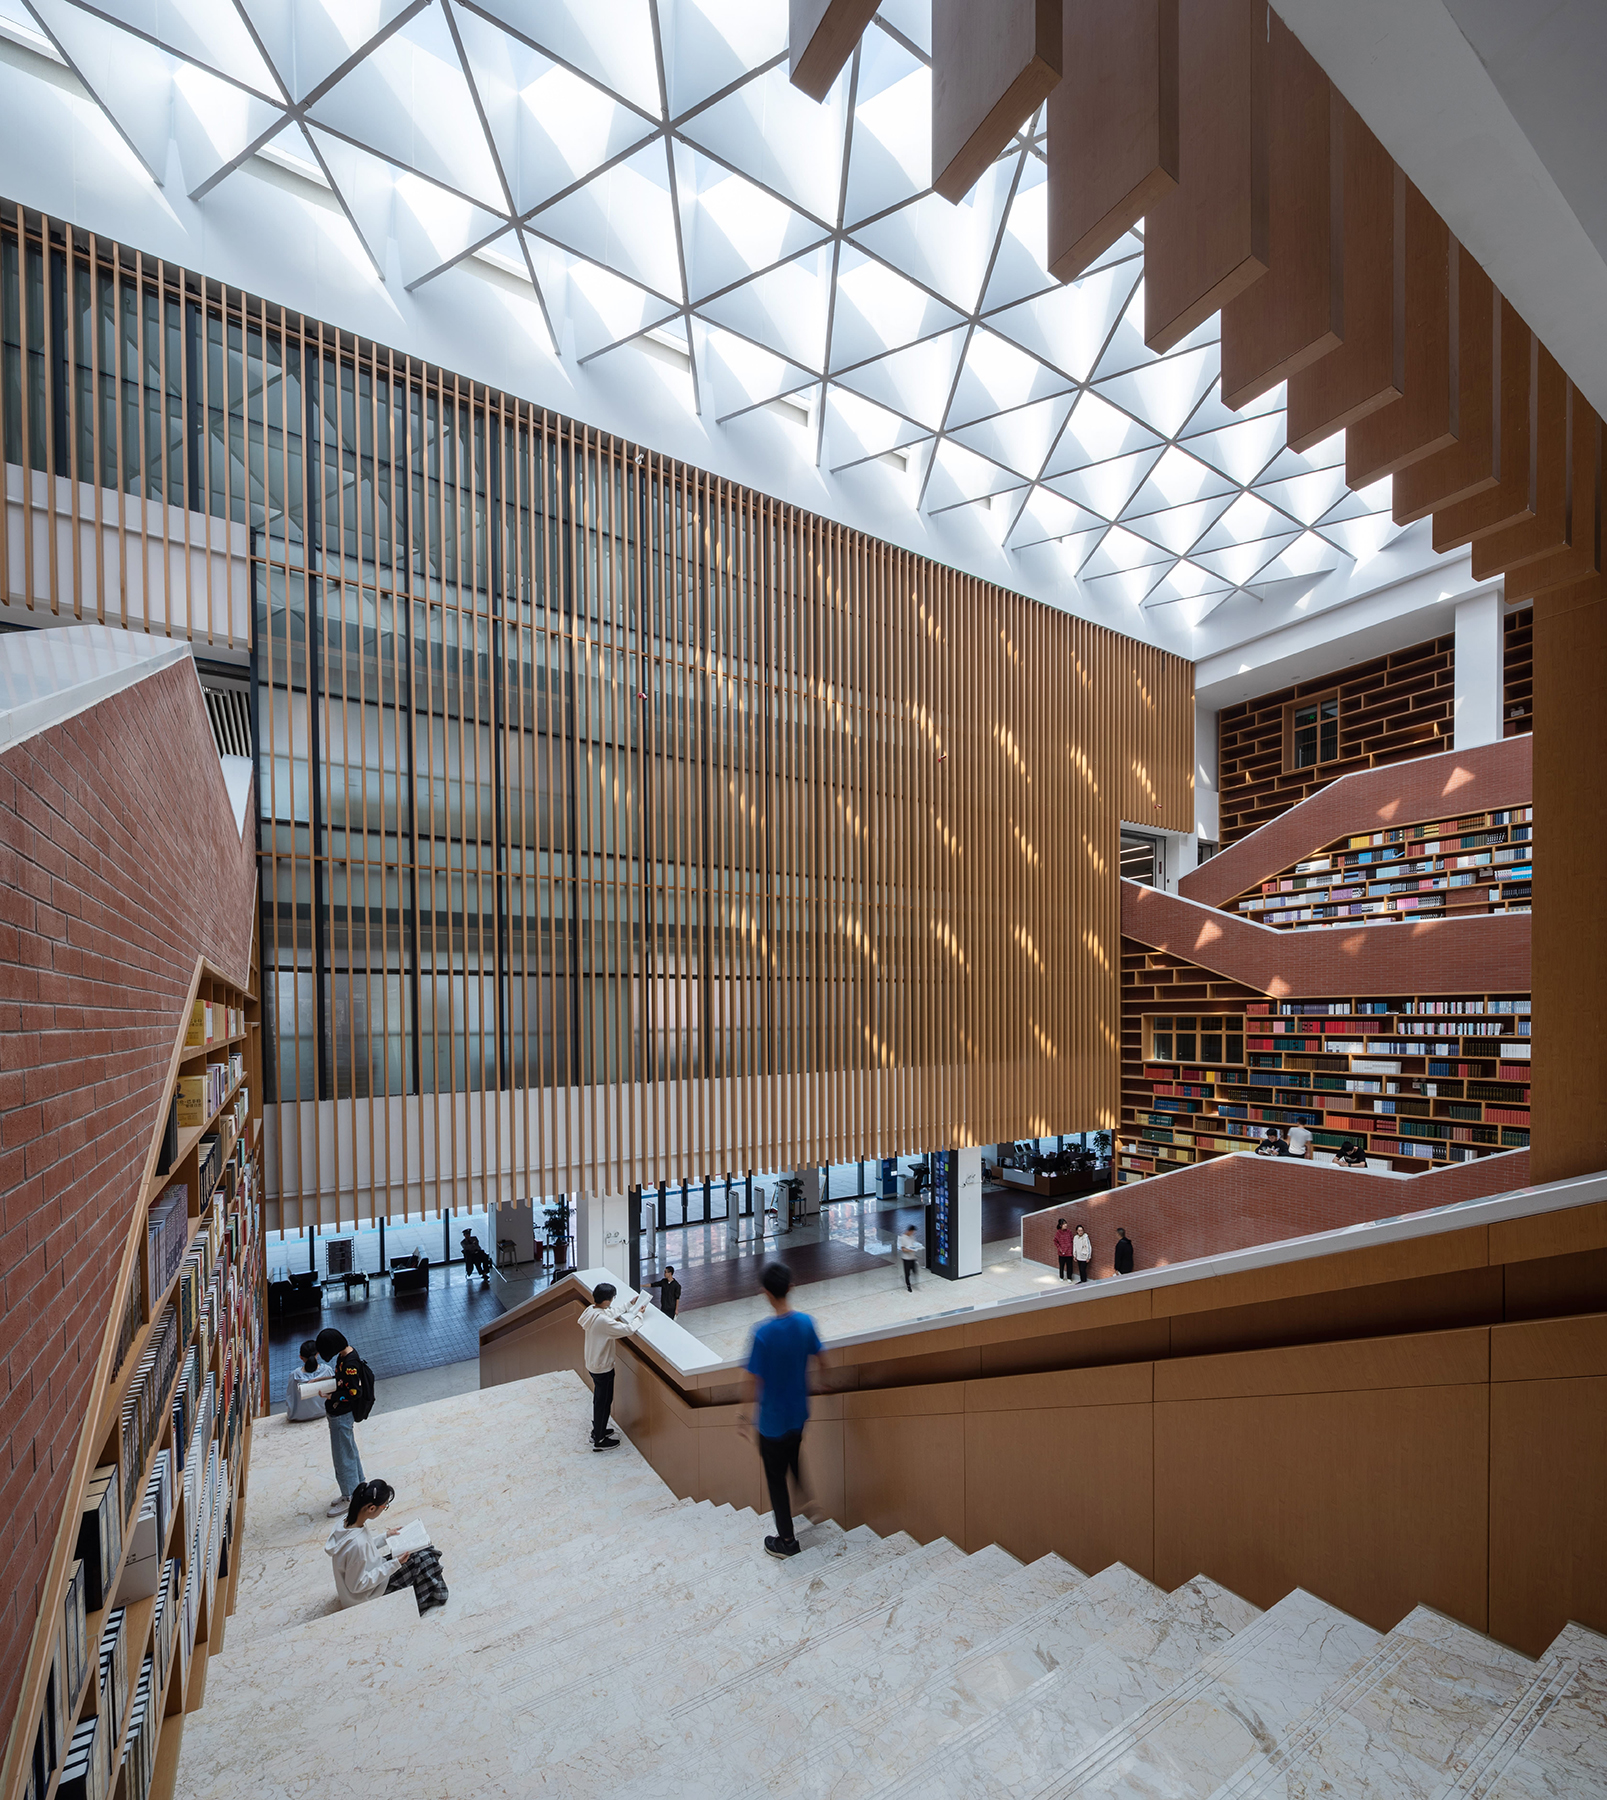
[464,1517,916,1679]
[858,1573,1263,1800]
[1031,1586,1381,1798]
[523,1536,985,1797]
[747,1560,1172,1800]
[1430,1621,1607,1798]
[1211,1604,1537,1800]
[636,1551,1088,1800]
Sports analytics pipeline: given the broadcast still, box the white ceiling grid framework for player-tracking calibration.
[0,0,1430,638]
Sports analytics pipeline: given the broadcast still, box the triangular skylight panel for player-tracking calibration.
[696,248,832,371]
[1123,445,1237,516]
[173,61,288,195]
[309,6,506,211]
[1045,392,1163,478]
[472,0,661,117]
[1046,445,1165,521]
[1254,467,1351,528]
[1095,345,1217,441]
[1184,414,1286,487]
[984,260,1142,385]
[680,59,845,226]
[677,147,823,304]
[536,138,685,303]
[94,0,282,98]
[661,0,788,119]
[234,0,423,105]
[945,328,1069,429]
[1122,494,1239,557]
[1192,533,1302,587]
[829,248,966,372]
[29,0,174,178]
[949,391,1078,474]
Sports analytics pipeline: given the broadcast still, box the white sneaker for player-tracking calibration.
[327,1495,349,1516]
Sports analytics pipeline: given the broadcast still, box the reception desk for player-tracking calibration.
[998,1166,1111,1199]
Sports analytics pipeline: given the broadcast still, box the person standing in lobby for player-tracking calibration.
[897,1224,922,1291]
[1053,1218,1075,1280]
[1113,1228,1135,1276]
[1072,1224,1093,1283]
[578,1283,651,1450]
[647,1265,682,1319]
[315,1327,369,1516]
[740,1262,822,1560]
[1287,1120,1313,1159]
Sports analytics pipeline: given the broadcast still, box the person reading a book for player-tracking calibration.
[1336,1138,1369,1168]
[285,1339,333,1423]
[325,1479,448,1616]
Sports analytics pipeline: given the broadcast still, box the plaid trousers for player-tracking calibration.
[384,1546,448,1615]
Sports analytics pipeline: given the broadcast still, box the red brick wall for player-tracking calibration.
[0,658,256,1743]
[1182,736,1532,911]
[1022,1148,1530,1277]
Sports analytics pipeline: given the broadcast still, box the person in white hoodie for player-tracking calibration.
[325,1479,448,1616]
[577,1282,651,1450]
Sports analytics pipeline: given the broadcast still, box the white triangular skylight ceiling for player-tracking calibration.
[2,0,1408,619]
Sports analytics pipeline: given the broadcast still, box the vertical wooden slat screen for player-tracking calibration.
[0,204,1193,1229]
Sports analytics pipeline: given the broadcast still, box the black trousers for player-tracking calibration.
[902,1258,916,1291]
[591,1369,616,1442]
[1075,1259,1090,1282]
[759,1427,804,1543]
[1057,1254,1073,1279]
[384,1546,449,1615]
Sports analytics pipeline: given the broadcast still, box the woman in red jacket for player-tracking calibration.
[1052,1218,1075,1281]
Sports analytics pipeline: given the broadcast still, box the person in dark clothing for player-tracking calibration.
[1336,1138,1368,1167]
[315,1327,366,1514]
[741,1263,822,1560]
[647,1266,682,1318]
[460,1229,493,1279]
[1256,1126,1288,1157]
[1113,1228,1135,1276]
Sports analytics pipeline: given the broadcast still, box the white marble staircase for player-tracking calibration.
[176,1371,1607,1800]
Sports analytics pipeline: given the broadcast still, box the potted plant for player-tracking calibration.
[544,1197,573,1270]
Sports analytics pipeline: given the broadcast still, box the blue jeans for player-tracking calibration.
[327,1410,364,1497]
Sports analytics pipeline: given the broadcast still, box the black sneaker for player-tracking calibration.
[592,1437,621,1451]
[764,1535,801,1559]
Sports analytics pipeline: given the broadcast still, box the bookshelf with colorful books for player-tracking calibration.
[1117,989,1531,1183]
[1223,806,1533,930]
[12,960,265,1800]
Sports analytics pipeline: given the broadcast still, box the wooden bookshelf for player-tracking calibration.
[10,958,265,1800]
[1217,634,1455,845]
[1221,805,1533,929]
[1117,988,1530,1182]
[1504,605,1533,738]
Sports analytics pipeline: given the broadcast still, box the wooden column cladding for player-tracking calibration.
[1142,0,1270,354]
[1498,400,1603,602]
[1530,576,1607,1183]
[1391,255,1501,523]
[931,0,1063,203]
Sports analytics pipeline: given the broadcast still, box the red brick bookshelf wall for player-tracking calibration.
[1217,633,1455,845]
[0,660,256,1741]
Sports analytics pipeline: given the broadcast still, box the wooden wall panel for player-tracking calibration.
[1218,20,1340,407]
[1345,183,1456,487]
[931,0,1061,204]
[1432,320,1543,553]
[1142,0,1269,354]
[1392,256,1500,523]
[1499,401,1602,600]
[1046,0,1178,281]
[1284,107,1402,452]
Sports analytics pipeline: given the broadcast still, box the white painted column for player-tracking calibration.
[1453,590,1504,748]
[1194,702,1220,844]
[955,1145,982,1278]
[574,1191,631,1284]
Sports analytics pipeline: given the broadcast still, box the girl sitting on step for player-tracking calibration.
[325,1478,449,1615]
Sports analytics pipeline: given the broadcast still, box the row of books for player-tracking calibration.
[75,1467,124,1612]
[185,997,245,1049]
[27,1560,91,1800]
[118,1302,180,1523]
[108,1274,142,1393]
[54,1708,113,1800]
[1251,998,1529,1017]
[146,1183,189,1312]
[96,1605,128,1763]
[119,1447,174,1602]
[119,1654,160,1800]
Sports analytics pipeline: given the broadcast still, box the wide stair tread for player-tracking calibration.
[1025,1586,1381,1798]
[856,1573,1263,1800]
[1430,1620,1607,1799]
[1211,1604,1539,1800]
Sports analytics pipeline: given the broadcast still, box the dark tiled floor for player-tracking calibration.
[267,1263,513,1400]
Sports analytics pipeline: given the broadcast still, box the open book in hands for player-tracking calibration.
[388,1519,432,1556]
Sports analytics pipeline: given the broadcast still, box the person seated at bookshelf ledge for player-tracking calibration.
[1335,1138,1370,1168]
[326,1479,449,1616]
[1255,1126,1289,1157]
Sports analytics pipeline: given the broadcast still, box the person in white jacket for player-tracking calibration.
[325,1479,448,1615]
[1072,1226,1093,1283]
[577,1282,650,1450]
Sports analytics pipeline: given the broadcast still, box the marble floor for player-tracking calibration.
[174,1373,1607,1800]
[677,1237,1067,1362]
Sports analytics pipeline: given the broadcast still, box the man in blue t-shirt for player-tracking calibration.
[742,1261,823,1559]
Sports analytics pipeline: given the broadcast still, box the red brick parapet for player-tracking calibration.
[1021,1147,1531,1278]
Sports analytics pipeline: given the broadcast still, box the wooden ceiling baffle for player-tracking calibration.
[930,0,1063,203]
